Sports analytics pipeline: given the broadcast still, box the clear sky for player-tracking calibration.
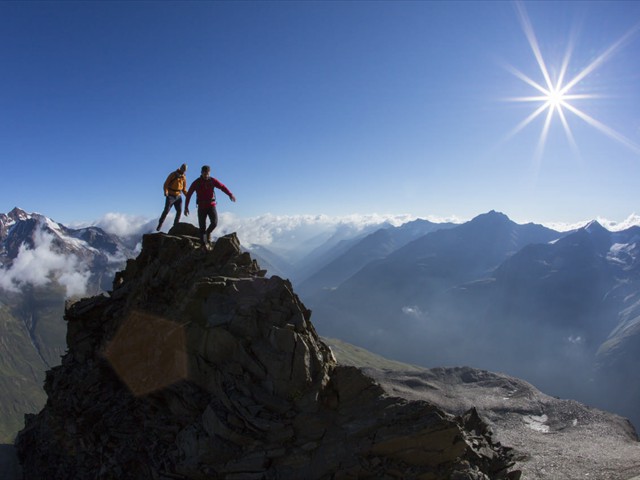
[2,1,640,227]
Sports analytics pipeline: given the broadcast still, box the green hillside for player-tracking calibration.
[0,303,48,443]
[323,337,425,372]
[0,284,68,443]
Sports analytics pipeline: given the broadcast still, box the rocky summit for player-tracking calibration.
[15,225,519,480]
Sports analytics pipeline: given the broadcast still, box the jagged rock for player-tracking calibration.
[168,222,201,238]
[16,232,519,479]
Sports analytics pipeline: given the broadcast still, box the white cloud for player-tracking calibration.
[80,211,460,259]
[542,213,640,233]
[89,212,156,238]
[542,220,591,232]
[215,212,450,248]
[0,226,91,298]
[597,213,640,232]
[65,209,640,264]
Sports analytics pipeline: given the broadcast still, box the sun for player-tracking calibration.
[546,88,564,110]
[503,1,640,162]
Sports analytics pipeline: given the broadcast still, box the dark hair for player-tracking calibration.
[201,165,211,173]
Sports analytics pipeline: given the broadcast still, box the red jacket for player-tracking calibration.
[185,176,233,210]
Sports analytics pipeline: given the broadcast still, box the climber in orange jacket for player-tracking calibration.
[157,163,188,231]
[185,165,236,245]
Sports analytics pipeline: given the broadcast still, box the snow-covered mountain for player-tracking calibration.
[1,207,135,297]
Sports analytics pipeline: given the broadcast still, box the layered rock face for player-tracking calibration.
[16,227,519,479]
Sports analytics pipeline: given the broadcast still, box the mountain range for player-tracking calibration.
[297,218,456,295]
[2,206,640,446]
[304,210,640,429]
[14,229,640,479]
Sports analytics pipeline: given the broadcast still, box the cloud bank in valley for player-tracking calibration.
[92,210,640,250]
[92,211,463,251]
[0,226,90,298]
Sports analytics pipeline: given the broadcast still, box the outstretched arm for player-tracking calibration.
[214,179,236,202]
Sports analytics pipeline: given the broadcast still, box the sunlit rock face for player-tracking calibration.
[15,227,518,479]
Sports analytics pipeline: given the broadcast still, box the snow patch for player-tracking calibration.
[523,414,549,433]
[41,216,96,253]
[610,243,634,254]
[607,242,637,266]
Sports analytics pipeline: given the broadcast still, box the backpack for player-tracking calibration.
[167,171,185,192]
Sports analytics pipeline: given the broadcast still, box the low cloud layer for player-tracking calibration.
[90,212,156,238]
[92,211,461,255]
[84,210,640,264]
[218,213,422,249]
[542,213,640,232]
[0,226,90,298]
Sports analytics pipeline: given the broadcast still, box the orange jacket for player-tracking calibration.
[163,170,187,196]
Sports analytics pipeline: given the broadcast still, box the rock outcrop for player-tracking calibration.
[16,226,519,479]
[359,365,640,479]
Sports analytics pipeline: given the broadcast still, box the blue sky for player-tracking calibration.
[2,1,640,227]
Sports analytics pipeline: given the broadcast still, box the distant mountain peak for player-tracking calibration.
[571,221,612,253]
[1,208,136,294]
[8,207,30,221]
[583,219,607,232]
[478,210,509,219]
[469,210,512,226]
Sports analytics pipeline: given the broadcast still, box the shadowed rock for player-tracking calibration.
[16,231,519,479]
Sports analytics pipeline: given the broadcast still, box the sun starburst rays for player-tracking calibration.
[502,2,640,163]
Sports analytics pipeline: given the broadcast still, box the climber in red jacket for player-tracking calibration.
[185,165,236,246]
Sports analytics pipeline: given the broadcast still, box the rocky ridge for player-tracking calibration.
[16,225,519,479]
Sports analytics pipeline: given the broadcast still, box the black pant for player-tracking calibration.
[198,205,218,239]
[158,195,182,227]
